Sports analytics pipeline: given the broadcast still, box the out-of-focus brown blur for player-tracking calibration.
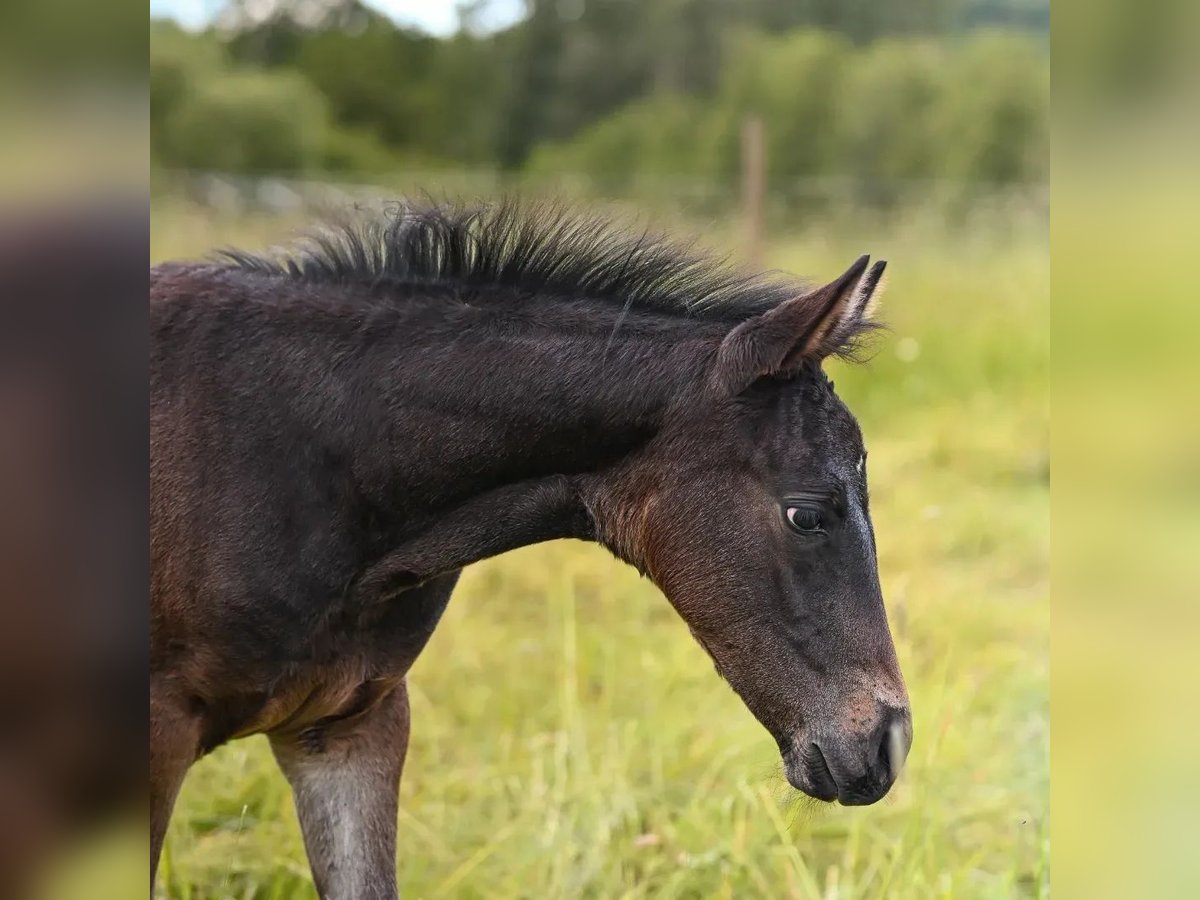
[0,204,148,898]
[1,1,147,896]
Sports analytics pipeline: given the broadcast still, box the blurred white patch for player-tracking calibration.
[888,721,908,776]
[896,337,921,362]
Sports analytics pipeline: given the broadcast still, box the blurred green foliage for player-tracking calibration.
[161,71,332,174]
[149,0,1048,193]
[530,31,1048,204]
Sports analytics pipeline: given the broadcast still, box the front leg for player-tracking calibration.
[269,681,411,900]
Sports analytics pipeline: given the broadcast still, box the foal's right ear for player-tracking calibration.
[712,255,881,395]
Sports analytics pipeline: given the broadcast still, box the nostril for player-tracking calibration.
[807,742,838,799]
[878,727,894,779]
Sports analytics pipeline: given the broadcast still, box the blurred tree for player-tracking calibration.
[495,0,566,169]
[527,94,709,190]
[836,39,945,192]
[937,31,1049,184]
[497,0,664,168]
[644,0,726,95]
[150,21,230,164]
[421,31,510,163]
[740,0,966,43]
[704,30,851,183]
[219,0,378,66]
[148,0,1050,190]
[293,22,439,150]
[160,70,333,174]
[218,1,443,153]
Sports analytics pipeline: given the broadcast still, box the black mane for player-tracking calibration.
[217,199,810,324]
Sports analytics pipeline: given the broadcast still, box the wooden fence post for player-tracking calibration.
[741,114,765,269]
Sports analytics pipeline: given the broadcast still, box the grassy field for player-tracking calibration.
[150,197,1048,899]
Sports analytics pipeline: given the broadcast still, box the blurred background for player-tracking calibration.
[149,0,1048,228]
[146,1,1050,898]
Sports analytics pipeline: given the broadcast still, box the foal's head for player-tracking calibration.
[595,254,910,806]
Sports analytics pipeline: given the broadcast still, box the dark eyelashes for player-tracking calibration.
[781,490,835,505]
[782,488,845,514]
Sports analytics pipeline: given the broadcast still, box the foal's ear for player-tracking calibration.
[713,255,886,395]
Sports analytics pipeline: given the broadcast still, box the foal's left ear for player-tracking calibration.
[713,255,886,395]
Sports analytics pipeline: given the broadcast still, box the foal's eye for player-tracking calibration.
[785,505,826,535]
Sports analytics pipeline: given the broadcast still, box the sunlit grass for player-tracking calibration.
[153,197,1047,899]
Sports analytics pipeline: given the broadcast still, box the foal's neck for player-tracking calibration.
[345,289,716,535]
[333,291,718,592]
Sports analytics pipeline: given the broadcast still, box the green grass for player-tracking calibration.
[151,198,1048,899]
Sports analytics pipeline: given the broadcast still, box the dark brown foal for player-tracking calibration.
[151,201,910,896]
